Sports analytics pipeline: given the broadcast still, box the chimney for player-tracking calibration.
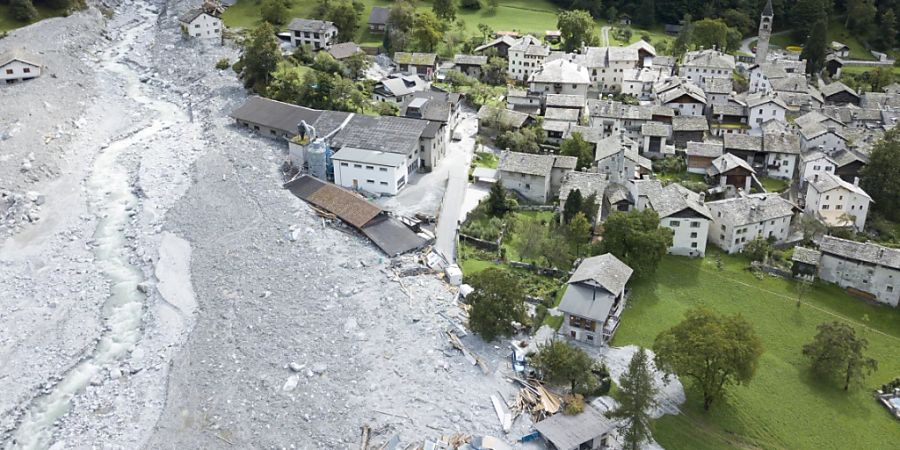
[827,126,836,133]
[853,177,860,186]
[698,192,706,204]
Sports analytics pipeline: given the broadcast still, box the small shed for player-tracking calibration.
[545,30,562,43]
[792,246,821,278]
[534,406,614,450]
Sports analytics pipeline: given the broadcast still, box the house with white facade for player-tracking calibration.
[507,35,550,81]
[703,78,732,105]
[706,192,796,253]
[799,122,849,153]
[497,151,576,203]
[574,42,654,94]
[678,49,735,84]
[528,59,590,97]
[817,236,900,307]
[179,8,222,40]
[804,172,871,231]
[799,151,837,186]
[746,93,788,135]
[558,254,633,345]
[655,77,707,117]
[0,50,41,84]
[622,67,665,100]
[631,180,712,256]
[748,63,788,94]
[761,130,800,180]
[394,52,438,80]
[287,18,337,49]
[595,133,652,183]
[332,147,408,195]
[372,74,428,104]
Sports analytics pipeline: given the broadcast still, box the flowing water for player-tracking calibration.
[6,6,187,449]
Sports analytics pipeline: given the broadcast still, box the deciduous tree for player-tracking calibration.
[803,321,878,390]
[609,348,659,450]
[432,0,457,21]
[10,0,38,22]
[563,189,584,223]
[596,209,673,278]
[240,22,282,91]
[467,268,527,341]
[557,9,599,52]
[530,340,597,392]
[559,132,595,170]
[566,212,592,256]
[654,308,763,411]
[411,10,444,52]
[388,0,416,33]
[801,17,828,75]
[260,0,288,25]
[860,129,900,221]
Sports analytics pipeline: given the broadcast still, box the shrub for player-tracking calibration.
[653,156,686,174]
[563,394,585,415]
[460,0,482,9]
[215,58,231,70]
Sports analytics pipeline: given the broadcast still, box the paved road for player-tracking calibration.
[601,26,610,46]
[434,172,468,263]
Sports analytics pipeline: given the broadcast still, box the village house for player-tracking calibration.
[179,8,222,40]
[474,35,518,58]
[707,152,756,192]
[497,151,575,203]
[723,134,763,170]
[559,172,607,224]
[507,35,550,81]
[655,78,707,117]
[804,172,871,231]
[748,63,788,94]
[703,78,733,105]
[678,49,735,85]
[371,74,428,104]
[287,18,337,49]
[706,192,796,253]
[791,246,822,279]
[506,87,542,114]
[652,55,677,76]
[830,41,851,58]
[534,406,614,450]
[639,121,670,156]
[631,180,712,256]
[327,42,362,61]
[686,140,724,174]
[574,41,655,94]
[671,115,708,148]
[831,148,869,182]
[477,105,535,135]
[799,151,837,186]
[558,253,634,345]
[746,93,788,134]
[622,67,665,100]
[708,103,749,136]
[761,130,800,180]
[394,52,438,80]
[821,81,860,106]
[0,50,41,84]
[817,236,900,307]
[230,96,321,139]
[595,133,652,183]
[799,122,849,153]
[452,54,488,78]
[366,6,389,34]
[771,75,824,111]
[528,58,591,97]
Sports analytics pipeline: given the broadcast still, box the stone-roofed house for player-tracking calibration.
[804,172,871,231]
[558,253,634,344]
[474,35,518,58]
[327,42,363,61]
[452,54,489,78]
[497,151,575,203]
[703,78,733,105]
[762,130,800,179]
[686,140,724,174]
[367,6,389,33]
[749,63,788,94]
[394,52,439,80]
[655,77,707,117]
[595,133,652,183]
[816,236,900,307]
[179,8,222,41]
[545,94,586,110]
[287,18,337,49]
[830,41,850,58]
[372,74,428,104]
[709,102,749,137]
[746,93,788,134]
[477,105,535,134]
[631,180,713,256]
[830,148,869,182]
[507,35,551,81]
[821,81,860,106]
[528,59,590,97]
[230,96,322,139]
[706,192,796,253]
[799,151,837,186]
[679,49,735,84]
[791,246,821,278]
[707,152,756,192]
[0,49,41,84]
[723,133,764,171]
[534,406,614,449]
[799,121,849,153]
[671,115,708,147]
[640,121,671,156]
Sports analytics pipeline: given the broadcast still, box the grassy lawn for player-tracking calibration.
[473,151,499,169]
[0,4,66,33]
[501,210,558,264]
[841,64,900,77]
[758,176,789,193]
[613,251,900,450]
[657,171,706,185]
[766,20,875,61]
[222,0,669,48]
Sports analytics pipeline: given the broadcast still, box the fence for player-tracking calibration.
[459,233,500,251]
[750,261,793,279]
[509,261,570,278]
[518,205,558,212]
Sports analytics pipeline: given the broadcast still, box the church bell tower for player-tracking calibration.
[756,0,774,64]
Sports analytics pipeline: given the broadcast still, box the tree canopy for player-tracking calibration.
[563,189,584,223]
[466,268,527,341]
[609,348,659,450]
[530,340,598,392]
[559,132,595,170]
[802,321,878,391]
[800,16,828,76]
[860,129,900,222]
[557,10,600,52]
[239,22,282,91]
[596,209,673,278]
[654,308,763,411]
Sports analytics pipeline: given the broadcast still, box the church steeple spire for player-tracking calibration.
[756,0,774,64]
[762,0,773,17]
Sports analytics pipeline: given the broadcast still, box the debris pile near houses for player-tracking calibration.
[510,378,563,422]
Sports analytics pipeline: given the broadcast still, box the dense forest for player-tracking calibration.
[551,0,898,50]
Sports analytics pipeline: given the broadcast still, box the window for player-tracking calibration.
[691,232,698,238]
[354,164,362,168]
[670,220,681,227]
[366,179,375,184]
[721,224,726,231]
[888,285,894,293]
[365,165,374,170]
[6,69,13,74]
[690,221,700,228]
[691,242,698,248]
[379,181,388,185]
[525,183,531,189]
[720,234,725,240]
[822,205,830,210]
[379,167,387,172]
[340,162,348,167]
[23,68,30,73]
[836,205,843,210]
